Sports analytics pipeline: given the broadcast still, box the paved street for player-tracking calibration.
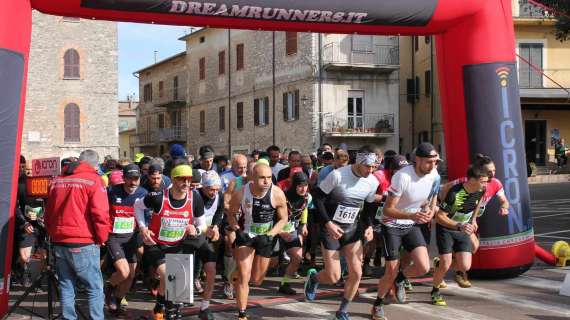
[7,183,570,320]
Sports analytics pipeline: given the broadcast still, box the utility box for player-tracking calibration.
[165,254,194,304]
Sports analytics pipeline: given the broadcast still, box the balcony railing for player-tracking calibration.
[155,86,187,108]
[159,126,187,142]
[518,0,555,18]
[131,131,157,147]
[323,113,395,136]
[323,43,399,68]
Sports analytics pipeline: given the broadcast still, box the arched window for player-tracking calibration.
[63,49,80,79]
[64,103,80,142]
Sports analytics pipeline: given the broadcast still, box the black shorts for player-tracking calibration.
[282,232,302,250]
[144,244,183,269]
[380,224,427,261]
[107,233,139,264]
[233,232,277,258]
[182,234,219,263]
[16,229,38,249]
[320,223,363,251]
[436,224,472,254]
[419,223,432,245]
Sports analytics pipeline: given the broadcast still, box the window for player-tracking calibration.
[200,110,206,134]
[158,114,165,129]
[406,78,419,103]
[285,32,298,55]
[63,49,80,79]
[425,70,431,97]
[143,83,153,102]
[413,36,419,52]
[199,57,206,80]
[283,90,299,121]
[64,103,80,143]
[425,36,431,44]
[348,91,364,129]
[218,51,226,75]
[200,36,205,43]
[236,44,244,70]
[418,131,429,143]
[173,76,179,100]
[519,43,543,88]
[219,106,225,131]
[254,97,270,126]
[158,81,164,98]
[236,102,244,129]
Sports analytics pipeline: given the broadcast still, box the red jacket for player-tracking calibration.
[44,161,110,245]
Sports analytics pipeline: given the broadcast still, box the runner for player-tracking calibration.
[104,164,148,316]
[277,150,302,182]
[227,162,288,320]
[266,145,287,180]
[304,145,379,320]
[220,154,248,192]
[134,165,207,319]
[431,162,489,306]
[277,171,312,295]
[372,143,441,320]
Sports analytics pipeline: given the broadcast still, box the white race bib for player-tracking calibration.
[332,205,360,224]
[112,217,135,234]
[249,221,273,236]
[158,218,190,242]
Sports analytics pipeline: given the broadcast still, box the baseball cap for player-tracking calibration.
[109,170,124,185]
[123,164,141,179]
[415,142,441,160]
[321,151,334,161]
[389,155,409,171]
[148,164,163,175]
[171,165,193,179]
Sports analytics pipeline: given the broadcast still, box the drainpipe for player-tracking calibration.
[318,33,323,146]
[272,31,276,146]
[411,37,416,148]
[228,29,232,156]
[430,37,435,144]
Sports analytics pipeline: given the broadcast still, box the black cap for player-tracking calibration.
[415,142,439,159]
[123,164,141,179]
[148,164,163,175]
[389,155,409,171]
[321,151,334,160]
[201,151,215,160]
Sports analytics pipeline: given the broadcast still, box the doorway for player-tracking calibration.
[525,120,546,166]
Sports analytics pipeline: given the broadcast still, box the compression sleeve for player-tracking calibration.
[192,190,207,233]
[134,197,149,228]
[300,207,308,225]
[361,201,378,227]
[212,191,225,227]
[312,187,331,223]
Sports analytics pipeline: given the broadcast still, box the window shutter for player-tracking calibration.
[254,98,260,126]
[64,49,80,79]
[294,90,300,120]
[283,93,288,121]
[264,97,270,125]
[64,103,80,142]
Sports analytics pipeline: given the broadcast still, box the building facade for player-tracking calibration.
[21,12,118,160]
[133,29,399,157]
[399,0,570,170]
[118,99,137,160]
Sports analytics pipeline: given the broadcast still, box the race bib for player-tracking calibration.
[249,221,272,236]
[282,221,296,233]
[158,218,190,243]
[332,205,360,224]
[451,211,473,223]
[205,215,214,226]
[112,217,135,234]
[375,205,384,221]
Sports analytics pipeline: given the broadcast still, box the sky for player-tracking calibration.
[118,23,192,101]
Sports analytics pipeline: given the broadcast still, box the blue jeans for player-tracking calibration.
[54,244,104,320]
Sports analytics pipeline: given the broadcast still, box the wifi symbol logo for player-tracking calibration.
[496,67,510,87]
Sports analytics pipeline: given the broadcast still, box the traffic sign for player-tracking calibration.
[32,157,60,177]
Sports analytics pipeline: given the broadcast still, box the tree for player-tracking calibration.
[538,0,570,41]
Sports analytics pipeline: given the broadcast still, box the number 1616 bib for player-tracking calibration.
[332,205,360,224]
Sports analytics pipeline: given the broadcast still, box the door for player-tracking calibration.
[525,120,547,166]
[347,91,364,129]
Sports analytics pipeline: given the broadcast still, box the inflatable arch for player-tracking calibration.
[0,0,534,315]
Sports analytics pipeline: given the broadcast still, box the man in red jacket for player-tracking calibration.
[45,149,110,320]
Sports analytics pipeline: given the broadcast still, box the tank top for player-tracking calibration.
[240,182,276,236]
[148,189,193,245]
[203,192,219,226]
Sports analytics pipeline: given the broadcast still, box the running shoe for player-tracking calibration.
[454,271,472,288]
[278,283,296,295]
[438,280,448,289]
[433,257,440,269]
[104,283,118,312]
[292,272,301,279]
[304,268,319,301]
[153,303,164,320]
[333,311,351,320]
[238,311,248,320]
[198,308,215,320]
[22,270,33,288]
[431,291,447,306]
[120,297,128,306]
[394,278,407,304]
[403,279,413,292]
[223,281,235,300]
[371,305,387,320]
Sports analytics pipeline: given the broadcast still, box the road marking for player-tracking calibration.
[533,212,570,219]
[535,235,570,240]
[535,229,570,236]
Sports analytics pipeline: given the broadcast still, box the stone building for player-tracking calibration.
[21,12,118,160]
[118,99,137,160]
[134,28,399,157]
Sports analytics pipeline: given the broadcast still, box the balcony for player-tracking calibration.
[517,0,555,19]
[322,113,395,138]
[159,126,187,143]
[518,68,570,100]
[322,42,399,73]
[130,131,157,147]
[155,87,187,108]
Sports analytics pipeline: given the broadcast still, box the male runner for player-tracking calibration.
[227,163,288,320]
[304,145,379,320]
[105,164,148,315]
[372,142,441,320]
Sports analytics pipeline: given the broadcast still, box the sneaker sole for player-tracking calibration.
[304,269,318,301]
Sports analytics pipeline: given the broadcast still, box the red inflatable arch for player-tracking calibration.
[0,0,535,315]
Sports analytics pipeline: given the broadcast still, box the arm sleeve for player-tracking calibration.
[89,181,111,244]
[300,208,308,225]
[277,167,289,182]
[312,187,331,223]
[143,192,164,213]
[134,197,149,228]
[15,206,27,225]
[192,191,207,232]
[212,191,225,227]
[361,201,378,227]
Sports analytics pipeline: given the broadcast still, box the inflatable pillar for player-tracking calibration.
[0,0,32,315]
[436,0,534,277]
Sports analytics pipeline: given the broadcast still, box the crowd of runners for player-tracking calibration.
[13,141,510,320]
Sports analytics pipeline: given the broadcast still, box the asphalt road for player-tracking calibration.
[6,182,570,320]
